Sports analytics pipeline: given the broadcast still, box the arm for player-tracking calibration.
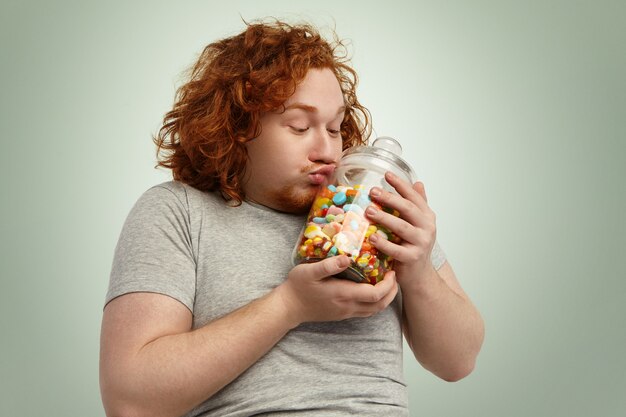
[100,255,398,417]
[399,260,485,382]
[365,172,484,382]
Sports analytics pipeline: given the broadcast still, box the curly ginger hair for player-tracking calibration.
[153,20,371,205]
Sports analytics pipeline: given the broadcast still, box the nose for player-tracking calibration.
[308,128,340,164]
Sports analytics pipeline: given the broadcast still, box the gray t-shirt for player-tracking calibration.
[106,181,447,416]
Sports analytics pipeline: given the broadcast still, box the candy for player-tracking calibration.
[314,197,331,209]
[365,225,377,237]
[304,225,327,239]
[322,222,341,238]
[342,204,365,216]
[326,205,344,216]
[295,182,401,284]
[332,192,347,205]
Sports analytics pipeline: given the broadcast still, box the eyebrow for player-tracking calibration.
[283,102,346,115]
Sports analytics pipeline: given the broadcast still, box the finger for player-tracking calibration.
[367,230,407,261]
[381,171,429,212]
[365,204,430,242]
[348,269,397,303]
[369,227,435,265]
[368,189,422,227]
[355,272,399,315]
[413,181,428,204]
[301,255,351,281]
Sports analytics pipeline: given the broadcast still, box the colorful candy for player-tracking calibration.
[294,183,400,284]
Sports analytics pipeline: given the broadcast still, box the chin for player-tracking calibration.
[271,185,318,214]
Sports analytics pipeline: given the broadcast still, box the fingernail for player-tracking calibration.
[370,187,381,197]
[386,171,397,180]
[366,206,378,216]
[369,233,378,243]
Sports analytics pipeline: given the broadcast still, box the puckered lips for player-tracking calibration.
[308,164,336,185]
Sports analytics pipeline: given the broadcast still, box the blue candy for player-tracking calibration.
[343,204,364,214]
[332,192,347,205]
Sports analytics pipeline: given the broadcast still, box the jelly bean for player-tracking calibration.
[296,182,398,284]
[314,197,331,209]
[319,187,334,198]
[333,192,347,205]
[304,225,326,239]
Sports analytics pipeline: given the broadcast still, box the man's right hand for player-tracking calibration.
[275,255,399,327]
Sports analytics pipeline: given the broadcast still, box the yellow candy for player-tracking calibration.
[305,225,325,239]
[357,257,368,267]
[365,225,377,238]
[314,197,331,209]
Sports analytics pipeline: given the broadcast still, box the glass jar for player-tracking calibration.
[292,136,417,284]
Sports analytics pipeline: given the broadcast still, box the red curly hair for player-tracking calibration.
[153,19,371,205]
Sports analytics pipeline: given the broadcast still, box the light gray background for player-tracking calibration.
[1,1,624,416]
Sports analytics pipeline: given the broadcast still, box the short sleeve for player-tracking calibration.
[105,184,196,311]
[431,240,447,270]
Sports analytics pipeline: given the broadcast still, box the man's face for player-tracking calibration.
[243,68,346,213]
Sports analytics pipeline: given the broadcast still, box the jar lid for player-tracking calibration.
[341,136,417,183]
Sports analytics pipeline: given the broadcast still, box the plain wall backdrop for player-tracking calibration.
[1,1,624,416]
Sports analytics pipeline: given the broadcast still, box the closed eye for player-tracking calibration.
[290,126,309,134]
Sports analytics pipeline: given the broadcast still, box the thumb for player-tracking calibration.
[304,255,351,280]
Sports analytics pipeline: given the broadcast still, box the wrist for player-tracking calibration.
[270,283,304,330]
[397,263,441,297]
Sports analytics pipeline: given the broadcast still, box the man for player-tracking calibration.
[100,20,484,417]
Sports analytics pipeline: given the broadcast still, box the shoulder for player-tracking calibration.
[138,180,225,211]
